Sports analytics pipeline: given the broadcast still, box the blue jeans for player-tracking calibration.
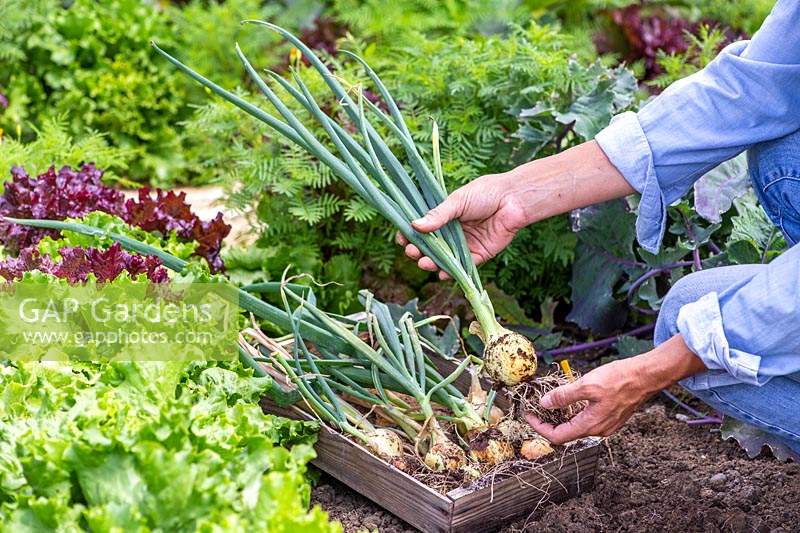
[654,128,800,455]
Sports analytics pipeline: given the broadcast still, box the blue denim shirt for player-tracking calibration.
[595,0,800,388]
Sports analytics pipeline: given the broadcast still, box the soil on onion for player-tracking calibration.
[506,372,583,426]
[311,401,800,532]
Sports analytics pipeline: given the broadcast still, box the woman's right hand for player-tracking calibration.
[394,140,634,278]
[396,171,531,279]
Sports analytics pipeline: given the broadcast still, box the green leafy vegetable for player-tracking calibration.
[0,360,338,532]
[568,200,639,334]
[725,193,785,265]
[37,211,197,263]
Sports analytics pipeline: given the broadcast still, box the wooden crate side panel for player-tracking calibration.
[261,398,454,533]
[447,444,600,533]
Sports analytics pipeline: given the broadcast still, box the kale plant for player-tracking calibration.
[567,154,785,342]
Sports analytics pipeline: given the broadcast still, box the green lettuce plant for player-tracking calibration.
[0,359,338,531]
[0,0,319,184]
[0,0,188,182]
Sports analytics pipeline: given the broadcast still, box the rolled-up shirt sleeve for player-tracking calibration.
[678,243,800,389]
[595,0,800,253]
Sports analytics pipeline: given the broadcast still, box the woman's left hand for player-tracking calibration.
[525,359,653,444]
[526,334,707,444]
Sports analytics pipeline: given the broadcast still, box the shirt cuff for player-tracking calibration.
[595,111,667,254]
[677,292,765,388]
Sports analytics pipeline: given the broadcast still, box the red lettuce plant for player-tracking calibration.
[0,164,230,272]
[0,164,125,253]
[0,243,168,283]
[124,189,230,273]
[618,6,685,76]
[594,4,744,81]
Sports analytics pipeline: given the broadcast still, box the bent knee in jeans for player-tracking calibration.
[653,268,800,453]
[748,127,800,245]
[654,265,763,346]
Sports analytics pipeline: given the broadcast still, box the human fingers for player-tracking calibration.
[539,381,589,410]
[525,412,595,445]
[405,244,422,260]
[412,192,464,233]
[417,256,439,272]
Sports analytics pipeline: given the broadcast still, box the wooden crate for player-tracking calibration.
[261,394,600,533]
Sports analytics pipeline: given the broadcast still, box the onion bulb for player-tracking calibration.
[520,437,554,461]
[423,422,468,472]
[468,429,514,466]
[424,438,468,472]
[483,329,537,386]
[460,463,481,481]
[367,429,407,470]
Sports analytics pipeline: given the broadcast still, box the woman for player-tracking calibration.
[398,0,800,454]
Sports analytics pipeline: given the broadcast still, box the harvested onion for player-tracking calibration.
[425,438,468,472]
[483,329,537,386]
[367,428,406,467]
[520,438,554,461]
[468,429,514,466]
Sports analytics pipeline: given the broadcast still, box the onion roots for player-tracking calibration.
[496,418,540,445]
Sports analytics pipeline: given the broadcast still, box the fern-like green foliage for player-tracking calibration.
[651,25,728,90]
[0,118,132,185]
[492,217,577,307]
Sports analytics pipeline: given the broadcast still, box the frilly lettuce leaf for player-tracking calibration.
[37,211,197,263]
[0,360,338,532]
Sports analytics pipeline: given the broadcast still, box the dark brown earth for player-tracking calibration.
[311,401,800,532]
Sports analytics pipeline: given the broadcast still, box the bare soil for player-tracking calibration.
[311,401,800,532]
